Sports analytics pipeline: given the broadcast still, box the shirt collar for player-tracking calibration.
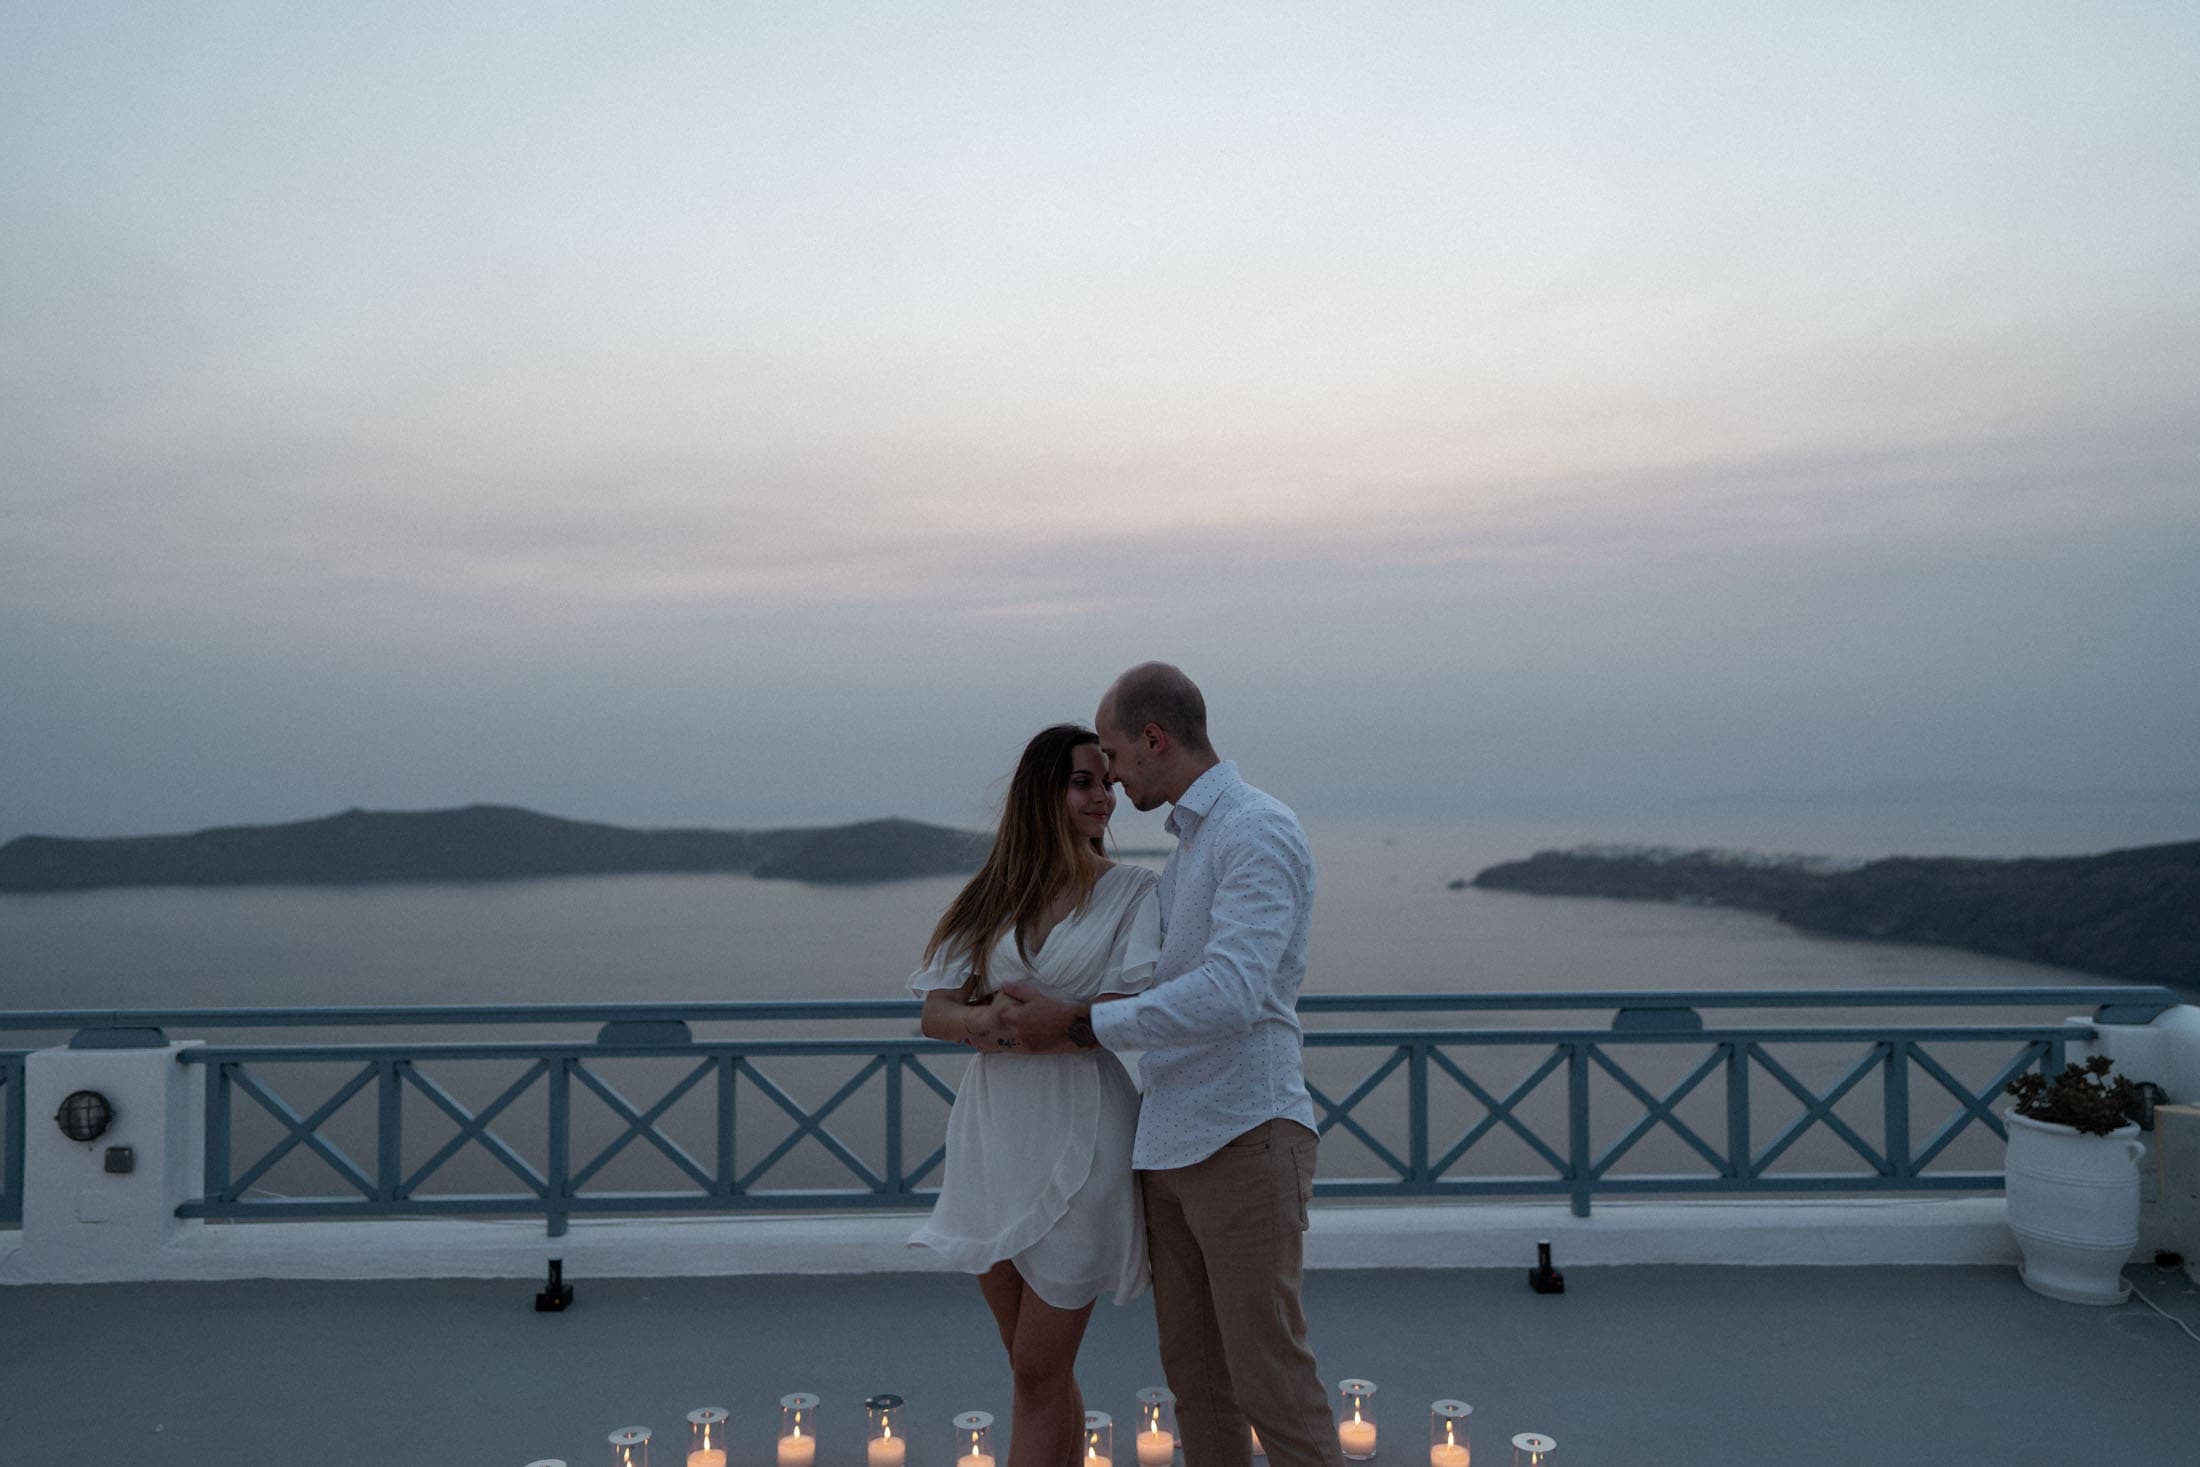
[1164,760,1238,838]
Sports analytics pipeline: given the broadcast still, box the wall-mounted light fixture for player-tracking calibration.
[56,1089,114,1143]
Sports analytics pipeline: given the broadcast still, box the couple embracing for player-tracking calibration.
[907,663,1341,1467]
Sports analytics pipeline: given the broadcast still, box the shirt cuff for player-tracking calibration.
[1090,992,1148,1052]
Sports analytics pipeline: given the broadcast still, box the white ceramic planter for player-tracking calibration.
[2004,1111,2146,1305]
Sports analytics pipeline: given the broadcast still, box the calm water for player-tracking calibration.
[4,815,2150,1200]
[0,817,2125,1012]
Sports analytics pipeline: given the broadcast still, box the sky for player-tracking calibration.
[3,3,2197,843]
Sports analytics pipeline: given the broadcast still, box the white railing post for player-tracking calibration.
[9,1042,205,1283]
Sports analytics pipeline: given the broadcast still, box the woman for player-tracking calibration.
[908,723,1161,1467]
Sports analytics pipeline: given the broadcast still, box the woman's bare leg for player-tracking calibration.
[978,1260,1027,1355]
[1006,1283,1095,1467]
[978,1262,1096,1465]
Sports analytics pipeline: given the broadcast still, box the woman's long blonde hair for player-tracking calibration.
[925,723,1107,1004]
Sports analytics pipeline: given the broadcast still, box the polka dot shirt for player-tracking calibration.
[1090,760,1319,1169]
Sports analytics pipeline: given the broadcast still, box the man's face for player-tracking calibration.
[1095,703,1164,812]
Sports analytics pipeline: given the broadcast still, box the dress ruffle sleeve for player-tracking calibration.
[1101,887,1162,996]
[907,943,977,997]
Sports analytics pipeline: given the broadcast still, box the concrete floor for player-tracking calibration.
[4,1263,2197,1465]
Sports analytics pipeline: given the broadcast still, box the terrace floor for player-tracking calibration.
[6,1257,2197,1465]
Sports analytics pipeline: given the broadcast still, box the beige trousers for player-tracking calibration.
[1139,1119,1343,1467]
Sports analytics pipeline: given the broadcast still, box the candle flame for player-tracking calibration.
[1444,1423,1454,1447]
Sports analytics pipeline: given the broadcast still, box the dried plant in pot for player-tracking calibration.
[2002,1056,2148,1305]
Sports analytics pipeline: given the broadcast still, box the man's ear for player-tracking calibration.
[1142,722,1170,756]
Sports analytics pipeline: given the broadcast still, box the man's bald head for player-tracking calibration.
[1100,661,1215,757]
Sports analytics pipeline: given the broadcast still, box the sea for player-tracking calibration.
[5,810,2171,1198]
[0,811,2155,1014]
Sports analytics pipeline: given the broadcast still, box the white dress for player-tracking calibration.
[907,863,1163,1309]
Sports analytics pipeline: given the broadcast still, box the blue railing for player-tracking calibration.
[0,987,2179,1235]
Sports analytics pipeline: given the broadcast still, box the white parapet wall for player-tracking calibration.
[7,1003,2200,1286]
[12,1040,206,1284]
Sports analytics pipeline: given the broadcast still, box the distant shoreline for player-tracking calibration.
[1471,841,2200,987]
[0,804,992,893]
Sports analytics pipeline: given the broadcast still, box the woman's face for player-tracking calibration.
[1064,742,1116,843]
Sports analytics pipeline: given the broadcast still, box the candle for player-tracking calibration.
[1429,1446,1468,1467]
[959,1454,995,1467]
[780,1436,817,1467]
[1340,1421,1377,1459]
[1136,1431,1175,1467]
[1088,1457,1114,1467]
[870,1437,907,1467]
[690,1453,728,1467]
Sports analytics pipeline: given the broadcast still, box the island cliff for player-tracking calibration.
[0,805,990,892]
[1471,841,2200,986]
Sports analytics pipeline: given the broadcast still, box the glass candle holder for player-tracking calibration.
[1337,1380,1378,1461]
[1084,1411,1115,1467]
[525,1460,569,1467]
[609,1427,652,1467]
[688,1408,730,1467]
[954,1411,996,1467]
[779,1394,821,1467]
[1428,1402,1471,1467]
[1134,1388,1177,1467]
[1509,1435,1557,1467]
[868,1395,909,1467]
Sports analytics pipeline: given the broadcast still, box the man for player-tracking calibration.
[998,662,1341,1467]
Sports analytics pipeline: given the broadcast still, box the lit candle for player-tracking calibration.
[956,1408,996,1467]
[1508,1434,1556,1467]
[1136,1431,1175,1467]
[1336,1378,1378,1462]
[690,1405,731,1467]
[867,1395,909,1467]
[1429,1399,1471,1467]
[1086,1405,1115,1467]
[780,1395,822,1467]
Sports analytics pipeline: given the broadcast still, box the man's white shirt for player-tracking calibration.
[1090,760,1319,1170]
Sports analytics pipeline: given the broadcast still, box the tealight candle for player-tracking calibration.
[1509,1435,1557,1467]
[868,1394,909,1467]
[955,1410,997,1467]
[1428,1400,1471,1467]
[780,1394,821,1467]
[1337,1380,1378,1461]
[610,1426,653,1467]
[1086,1409,1115,1467]
[689,1407,730,1467]
[1134,1388,1176,1467]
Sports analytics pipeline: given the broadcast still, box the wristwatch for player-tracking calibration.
[1068,1011,1098,1049]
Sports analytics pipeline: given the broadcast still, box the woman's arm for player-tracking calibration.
[920,990,1010,1048]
